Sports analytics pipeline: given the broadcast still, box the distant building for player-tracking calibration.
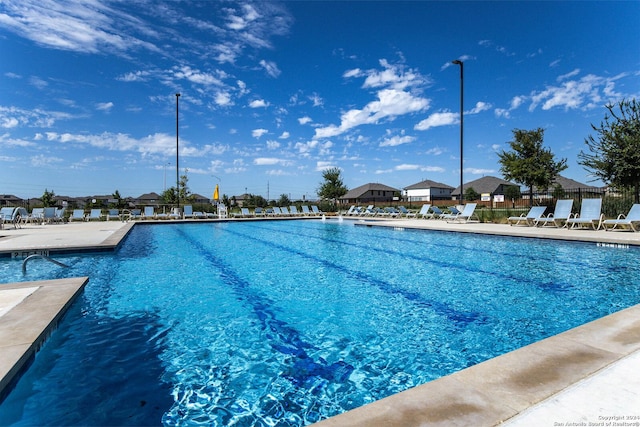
[339,183,400,206]
[403,179,454,202]
[0,194,24,207]
[135,192,162,206]
[451,176,519,202]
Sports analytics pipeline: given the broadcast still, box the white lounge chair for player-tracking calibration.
[26,208,44,223]
[311,205,323,216]
[183,205,195,219]
[142,206,156,220]
[397,206,415,218]
[301,205,312,216]
[603,204,640,232]
[444,203,479,223]
[414,204,431,219]
[534,199,574,228]
[69,209,86,222]
[106,209,120,221]
[86,209,103,221]
[507,206,547,227]
[566,199,604,230]
[280,206,291,216]
[289,206,301,216]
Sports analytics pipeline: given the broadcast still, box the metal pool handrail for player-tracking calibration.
[22,254,70,274]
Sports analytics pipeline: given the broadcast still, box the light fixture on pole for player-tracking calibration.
[175,93,180,210]
[452,59,464,205]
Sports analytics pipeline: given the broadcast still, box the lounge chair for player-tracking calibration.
[129,209,142,220]
[42,207,58,224]
[383,207,400,218]
[602,204,640,232]
[398,206,415,218]
[233,207,252,218]
[301,205,311,216]
[444,203,479,223]
[272,207,282,216]
[414,204,431,219]
[86,209,103,221]
[507,206,547,227]
[311,205,323,216]
[289,206,301,216]
[429,206,444,219]
[361,205,375,216]
[533,199,574,228]
[69,209,86,222]
[26,208,44,224]
[142,206,156,220]
[183,205,195,219]
[280,206,291,216]
[106,209,120,221]
[0,207,15,229]
[566,198,604,230]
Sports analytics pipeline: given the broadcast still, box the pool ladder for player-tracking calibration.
[22,254,70,274]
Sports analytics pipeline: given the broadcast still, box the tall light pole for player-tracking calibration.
[175,93,180,209]
[452,59,464,205]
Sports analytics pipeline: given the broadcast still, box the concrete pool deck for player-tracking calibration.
[0,217,639,425]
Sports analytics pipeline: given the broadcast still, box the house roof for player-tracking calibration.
[137,192,161,200]
[534,175,602,191]
[341,183,400,199]
[451,176,518,196]
[404,179,454,190]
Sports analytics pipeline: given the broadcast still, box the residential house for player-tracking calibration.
[403,179,454,202]
[451,176,519,203]
[339,183,400,206]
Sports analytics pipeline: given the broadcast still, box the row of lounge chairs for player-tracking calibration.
[507,199,640,231]
[232,205,324,218]
[343,203,480,223]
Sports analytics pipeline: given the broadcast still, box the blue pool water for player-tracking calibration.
[1,220,639,426]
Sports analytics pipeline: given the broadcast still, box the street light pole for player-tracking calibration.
[175,93,180,210]
[452,60,464,205]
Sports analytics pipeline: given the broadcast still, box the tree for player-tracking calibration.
[464,187,480,201]
[41,189,55,207]
[161,172,192,206]
[317,167,348,211]
[498,128,567,206]
[277,194,291,207]
[112,190,123,208]
[578,98,640,203]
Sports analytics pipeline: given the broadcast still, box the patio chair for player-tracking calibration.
[183,205,194,219]
[429,206,444,219]
[86,209,103,221]
[289,206,301,216]
[444,203,479,223]
[397,206,415,218]
[280,206,291,216]
[533,199,574,228]
[26,208,44,223]
[106,209,120,221]
[311,205,323,216]
[69,209,86,222]
[142,206,156,220]
[301,205,312,216]
[507,206,547,227]
[566,198,604,230]
[0,207,15,229]
[415,204,431,219]
[602,204,640,232]
[255,207,266,217]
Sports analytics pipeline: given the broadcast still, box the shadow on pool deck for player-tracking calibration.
[1,218,639,425]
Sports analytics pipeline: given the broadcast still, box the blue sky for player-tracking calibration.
[1,1,639,200]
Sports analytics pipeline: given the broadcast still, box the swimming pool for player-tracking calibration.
[1,220,639,426]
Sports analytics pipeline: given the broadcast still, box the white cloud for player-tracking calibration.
[395,164,419,170]
[215,91,233,106]
[309,93,323,107]
[278,131,289,139]
[558,68,580,82]
[315,161,337,171]
[421,166,445,172]
[466,167,495,175]
[414,111,458,131]
[96,102,114,112]
[468,101,491,114]
[252,128,268,138]
[298,116,312,125]
[249,99,269,108]
[266,140,280,149]
[315,89,429,139]
[31,154,63,167]
[379,135,415,147]
[253,157,290,166]
[259,59,281,78]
